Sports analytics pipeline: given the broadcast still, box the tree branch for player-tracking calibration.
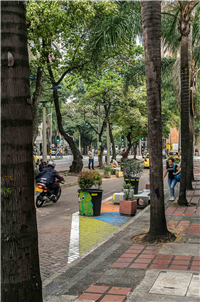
[161,12,179,20]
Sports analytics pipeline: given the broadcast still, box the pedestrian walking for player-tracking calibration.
[55,148,59,158]
[59,147,63,158]
[65,147,68,155]
[88,147,94,170]
[163,157,181,201]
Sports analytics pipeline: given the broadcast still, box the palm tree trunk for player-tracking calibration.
[141,1,173,240]
[178,34,190,205]
[1,2,42,301]
[187,114,194,186]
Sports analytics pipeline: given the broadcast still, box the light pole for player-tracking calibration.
[41,86,61,160]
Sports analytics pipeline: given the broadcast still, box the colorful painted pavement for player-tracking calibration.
[79,201,134,256]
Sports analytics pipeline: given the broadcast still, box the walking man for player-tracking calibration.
[88,147,94,170]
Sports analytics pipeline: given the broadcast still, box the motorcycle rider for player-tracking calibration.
[36,160,64,200]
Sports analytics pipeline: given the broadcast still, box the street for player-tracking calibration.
[39,155,125,170]
[37,163,168,281]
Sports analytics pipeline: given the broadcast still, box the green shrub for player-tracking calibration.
[104,166,112,172]
[78,170,102,191]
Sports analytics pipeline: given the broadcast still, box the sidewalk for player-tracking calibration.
[43,158,200,302]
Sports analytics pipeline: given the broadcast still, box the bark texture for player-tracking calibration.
[47,58,83,173]
[122,132,132,160]
[141,1,171,239]
[178,34,190,205]
[53,90,83,173]
[109,123,116,160]
[1,2,42,301]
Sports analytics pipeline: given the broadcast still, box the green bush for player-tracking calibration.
[123,160,143,177]
[78,170,102,191]
[104,166,112,172]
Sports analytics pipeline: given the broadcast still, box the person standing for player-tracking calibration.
[59,147,63,158]
[88,147,94,170]
[163,157,181,201]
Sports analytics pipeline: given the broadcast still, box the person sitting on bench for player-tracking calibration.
[111,158,118,168]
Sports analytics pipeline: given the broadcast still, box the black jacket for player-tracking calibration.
[36,167,63,185]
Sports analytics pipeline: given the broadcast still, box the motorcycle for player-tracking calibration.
[35,179,64,208]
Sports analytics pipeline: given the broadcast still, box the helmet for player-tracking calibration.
[48,160,55,168]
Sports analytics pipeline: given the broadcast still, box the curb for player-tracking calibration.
[43,188,171,288]
[43,203,150,288]
[61,182,78,189]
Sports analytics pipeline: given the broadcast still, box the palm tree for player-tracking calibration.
[1,2,42,301]
[141,1,174,241]
[161,1,199,204]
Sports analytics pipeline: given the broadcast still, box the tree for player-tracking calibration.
[161,1,199,203]
[141,1,174,241]
[1,2,42,301]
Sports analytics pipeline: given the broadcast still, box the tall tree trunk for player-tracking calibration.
[186,18,194,189]
[53,90,83,173]
[178,34,190,205]
[1,2,42,301]
[133,142,137,160]
[141,1,173,240]
[47,58,83,173]
[109,123,116,160]
[187,114,194,186]
[123,132,132,160]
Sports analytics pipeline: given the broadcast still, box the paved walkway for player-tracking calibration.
[42,158,200,301]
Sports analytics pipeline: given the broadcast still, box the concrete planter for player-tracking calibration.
[104,171,111,178]
[119,200,137,216]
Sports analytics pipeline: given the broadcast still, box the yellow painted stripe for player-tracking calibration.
[79,216,118,255]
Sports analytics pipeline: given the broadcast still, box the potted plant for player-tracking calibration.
[122,182,134,200]
[120,182,137,216]
[78,170,103,216]
[104,166,111,178]
[123,160,143,194]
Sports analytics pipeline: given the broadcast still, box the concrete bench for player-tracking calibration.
[113,192,124,204]
[134,189,150,209]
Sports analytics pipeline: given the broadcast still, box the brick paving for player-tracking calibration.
[111,244,200,272]
[77,285,131,301]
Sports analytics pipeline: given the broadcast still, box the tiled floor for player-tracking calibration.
[77,285,131,301]
[111,244,200,272]
[165,206,200,216]
[167,220,200,234]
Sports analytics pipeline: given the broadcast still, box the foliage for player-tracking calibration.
[122,160,143,177]
[122,182,134,200]
[104,166,112,172]
[78,170,102,191]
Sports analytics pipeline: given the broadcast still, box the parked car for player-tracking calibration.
[144,153,150,168]
[51,148,57,156]
[168,151,180,160]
